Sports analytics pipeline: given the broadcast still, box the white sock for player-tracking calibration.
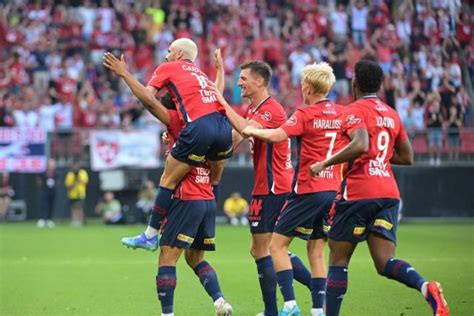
[162,313,174,316]
[421,282,428,297]
[311,308,324,316]
[283,300,296,310]
[214,297,225,307]
[144,226,158,238]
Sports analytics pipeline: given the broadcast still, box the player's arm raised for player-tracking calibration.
[102,52,171,126]
[214,48,225,93]
[310,128,369,176]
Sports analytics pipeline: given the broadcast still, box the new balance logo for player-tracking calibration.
[343,268,348,272]
[258,273,264,279]
[406,267,416,273]
[252,222,259,227]
[318,291,325,295]
[337,294,345,299]
[158,292,167,297]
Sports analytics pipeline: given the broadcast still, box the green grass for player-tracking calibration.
[0,221,473,315]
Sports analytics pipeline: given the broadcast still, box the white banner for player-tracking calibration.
[90,130,160,171]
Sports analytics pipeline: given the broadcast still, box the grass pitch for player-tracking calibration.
[0,221,472,315]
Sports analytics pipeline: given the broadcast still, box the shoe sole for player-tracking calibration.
[121,242,157,252]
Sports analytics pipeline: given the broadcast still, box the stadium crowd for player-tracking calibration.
[0,0,472,156]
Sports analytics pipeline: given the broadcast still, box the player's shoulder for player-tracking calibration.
[260,97,287,117]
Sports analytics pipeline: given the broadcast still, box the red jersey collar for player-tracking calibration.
[250,95,272,113]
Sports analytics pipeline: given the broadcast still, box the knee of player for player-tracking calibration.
[184,250,202,268]
[374,261,386,276]
[269,241,285,257]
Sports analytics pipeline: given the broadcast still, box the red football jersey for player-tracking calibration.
[339,96,408,200]
[147,60,224,123]
[281,100,346,194]
[167,110,214,200]
[245,97,293,196]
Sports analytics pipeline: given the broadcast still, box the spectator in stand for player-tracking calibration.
[447,99,463,161]
[0,172,14,221]
[65,161,88,227]
[36,158,57,228]
[427,100,444,166]
[330,3,349,43]
[289,45,312,87]
[95,191,124,225]
[223,192,249,226]
[136,180,157,224]
[351,0,368,48]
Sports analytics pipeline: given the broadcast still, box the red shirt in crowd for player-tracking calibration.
[245,96,293,196]
[338,96,408,201]
[280,100,346,194]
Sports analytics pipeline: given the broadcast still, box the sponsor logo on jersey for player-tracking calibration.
[295,226,313,235]
[374,219,393,230]
[203,238,215,245]
[345,115,362,126]
[187,153,206,162]
[353,226,366,235]
[286,114,297,126]
[177,234,195,244]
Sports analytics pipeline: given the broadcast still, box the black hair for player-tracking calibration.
[354,59,384,93]
[240,61,272,86]
[160,93,176,110]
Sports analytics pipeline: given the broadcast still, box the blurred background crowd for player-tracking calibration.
[0,0,472,164]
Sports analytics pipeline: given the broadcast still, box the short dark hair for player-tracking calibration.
[240,61,272,86]
[160,93,176,110]
[354,59,384,93]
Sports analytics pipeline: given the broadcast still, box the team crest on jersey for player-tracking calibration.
[286,115,297,126]
[345,115,362,126]
[259,111,272,122]
[323,104,337,115]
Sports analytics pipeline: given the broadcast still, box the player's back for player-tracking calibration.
[148,60,223,123]
[283,100,346,194]
[341,96,407,200]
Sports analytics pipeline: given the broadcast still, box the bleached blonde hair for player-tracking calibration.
[171,38,198,61]
[301,62,336,97]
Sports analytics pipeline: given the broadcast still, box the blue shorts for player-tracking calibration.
[274,191,336,240]
[171,112,233,166]
[328,198,400,244]
[160,199,216,251]
[249,193,288,234]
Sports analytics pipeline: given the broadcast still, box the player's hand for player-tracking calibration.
[310,161,326,177]
[103,52,128,77]
[242,126,256,138]
[214,48,223,70]
[208,81,228,106]
[161,131,170,145]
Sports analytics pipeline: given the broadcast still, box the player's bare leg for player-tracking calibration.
[184,249,233,315]
[160,155,193,189]
[367,233,449,316]
[251,233,272,259]
[269,233,293,272]
[208,159,226,186]
[307,239,327,316]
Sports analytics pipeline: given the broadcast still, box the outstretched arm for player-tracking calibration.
[102,52,171,126]
[242,126,288,143]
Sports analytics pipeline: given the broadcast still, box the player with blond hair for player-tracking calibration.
[243,62,346,316]
[103,39,232,250]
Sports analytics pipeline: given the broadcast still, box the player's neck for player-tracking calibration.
[357,92,378,100]
[307,94,326,106]
[250,91,270,109]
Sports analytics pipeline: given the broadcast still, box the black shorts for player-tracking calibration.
[248,193,288,234]
[160,199,216,251]
[274,191,336,240]
[170,113,233,166]
[328,198,400,244]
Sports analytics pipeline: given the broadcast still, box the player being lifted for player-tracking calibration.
[103,39,232,248]
[310,59,449,316]
[211,61,312,316]
[243,62,346,316]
